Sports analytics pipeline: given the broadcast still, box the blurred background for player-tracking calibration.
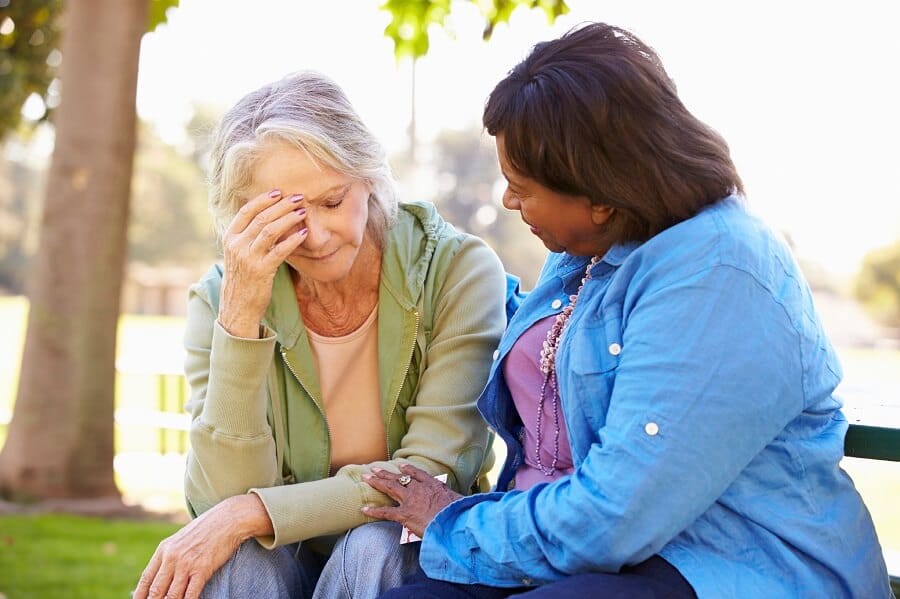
[0,0,898,596]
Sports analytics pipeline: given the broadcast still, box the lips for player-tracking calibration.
[304,248,339,260]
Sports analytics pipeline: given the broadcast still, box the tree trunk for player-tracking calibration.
[0,0,147,500]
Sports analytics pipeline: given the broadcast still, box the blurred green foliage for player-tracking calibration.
[426,126,546,288]
[0,120,217,294]
[856,242,900,328]
[381,0,568,60]
[0,0,62,137]
[0,0,178,141]
[128,121,217,267]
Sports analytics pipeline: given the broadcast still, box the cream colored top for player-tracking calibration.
[307,305,386,471]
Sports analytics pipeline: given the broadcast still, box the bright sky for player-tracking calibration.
[137,0,900,278]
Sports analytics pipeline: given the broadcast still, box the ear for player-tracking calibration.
[591,204,615,225]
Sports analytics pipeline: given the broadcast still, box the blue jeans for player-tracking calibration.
[378,555,697,598]
[201,521,420,598]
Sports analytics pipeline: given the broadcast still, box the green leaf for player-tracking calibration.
[380,0,565,60]
[0,0,62,139]
[147,0,179,33]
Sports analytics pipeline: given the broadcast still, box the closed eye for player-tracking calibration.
[324,186,350,209]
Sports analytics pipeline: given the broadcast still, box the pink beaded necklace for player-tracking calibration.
[535,255,601,476]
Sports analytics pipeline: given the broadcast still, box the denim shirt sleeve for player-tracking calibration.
[420,261,815,586]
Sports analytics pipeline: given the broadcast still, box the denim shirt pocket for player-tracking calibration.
[565,312,623,431]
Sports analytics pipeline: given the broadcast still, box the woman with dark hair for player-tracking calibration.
[363,22,891,598]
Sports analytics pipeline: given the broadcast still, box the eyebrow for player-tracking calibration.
[305,182,352,204]
[502,170,525,188]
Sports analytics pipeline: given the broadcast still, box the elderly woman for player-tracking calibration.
[364,22,892,598]
[133,71,507,599]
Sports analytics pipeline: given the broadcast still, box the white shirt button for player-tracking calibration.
[644,422,660,436]
[608,342,622,356]
[551,298,563,309]
[492,349,500,360]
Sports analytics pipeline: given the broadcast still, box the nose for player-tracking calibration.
[501,188,520,211]
[301,212,329,251]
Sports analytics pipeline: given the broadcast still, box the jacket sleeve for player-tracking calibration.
[182,282,281,517]
[249,237,508,547]
[419,263,821,586]
[391,237,507,488]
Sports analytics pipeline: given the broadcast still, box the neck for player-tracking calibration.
[292,236,382,336]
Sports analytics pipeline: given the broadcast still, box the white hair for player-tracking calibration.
[207,70,398,245]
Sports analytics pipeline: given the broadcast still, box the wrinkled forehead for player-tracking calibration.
[244,140,353,201]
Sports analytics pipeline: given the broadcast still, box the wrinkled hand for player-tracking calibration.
[362,463,463,538]
[218,188,309,338]
[133,494,270,599]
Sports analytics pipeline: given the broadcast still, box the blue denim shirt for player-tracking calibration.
[420,198,891,598]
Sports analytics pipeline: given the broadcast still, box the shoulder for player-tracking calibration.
[394,200,469,248]
[188,263,225,307]
[625,197,798,290]
[386,201,502,287]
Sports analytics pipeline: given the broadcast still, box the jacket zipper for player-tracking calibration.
[384,310,419,459]
[280,346,332,478]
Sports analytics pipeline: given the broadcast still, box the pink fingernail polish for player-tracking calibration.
[298,227,308,236]
[295,207,307,216]
[288,193,304,203]
[268,189,281,198]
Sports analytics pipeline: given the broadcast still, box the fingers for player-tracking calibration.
[361,504,404,522]
[185,576,206,599]
[363,468,404,501]
[226,189,300,236]
[258,219,309,263]
[134,551,162,599]
[227,197,306,253]
[146,556,175,599]
[224,188,306,252]
[164,573,190,599]
[225,188,282,237]
[399,463,436,483]
[246,198,307,254]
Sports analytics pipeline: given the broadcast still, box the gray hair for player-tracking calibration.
[207,70,398,245]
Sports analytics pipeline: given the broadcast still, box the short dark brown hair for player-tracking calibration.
[483,22,744,246]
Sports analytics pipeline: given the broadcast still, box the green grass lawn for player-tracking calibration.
[0,513,180,599]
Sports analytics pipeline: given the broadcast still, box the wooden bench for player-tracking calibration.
[844,423,900,597]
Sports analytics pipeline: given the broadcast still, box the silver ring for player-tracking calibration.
[398,474,412,486]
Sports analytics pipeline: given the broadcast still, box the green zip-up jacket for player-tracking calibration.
[182,201,507,548]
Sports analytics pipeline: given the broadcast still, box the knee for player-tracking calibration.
[201,540,300,598]
[329,522,419,594]
[339,521,403,561]
[226,539,288,573]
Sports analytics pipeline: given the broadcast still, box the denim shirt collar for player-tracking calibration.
[553,241,641,278]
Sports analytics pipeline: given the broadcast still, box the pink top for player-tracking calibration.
[307,305,386,471]
[503,315,575,490]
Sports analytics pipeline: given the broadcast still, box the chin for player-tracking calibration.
[292,254,358,283]
[542,240,566,253]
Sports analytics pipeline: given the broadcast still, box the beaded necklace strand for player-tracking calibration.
[535,255,601,476]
